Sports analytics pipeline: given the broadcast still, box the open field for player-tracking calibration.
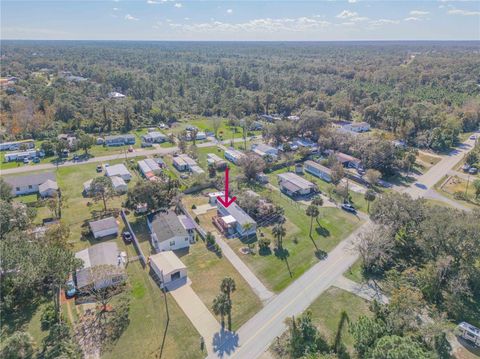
[437,175,480,208]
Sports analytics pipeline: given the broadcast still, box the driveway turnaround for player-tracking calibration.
[170,283,221,356]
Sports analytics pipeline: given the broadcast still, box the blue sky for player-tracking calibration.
[2,0,479,41]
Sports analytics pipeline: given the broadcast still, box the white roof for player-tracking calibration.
[150,251,186,275]
[83,179,93,191]
[111,176,126,187]
[222,215,237,225]
[105,164,131,177]
[208,191,224,198]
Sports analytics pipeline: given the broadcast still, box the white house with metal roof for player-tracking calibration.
[105,164,132,181]
[224,149,245,165]
[147,211,195,252]
[38,179,59,198]
[214,201,256,238]
[4,172,56,196]
[277,172,317,197]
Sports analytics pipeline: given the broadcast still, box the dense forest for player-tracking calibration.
[1,41,480,151]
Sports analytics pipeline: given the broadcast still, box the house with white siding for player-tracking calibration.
[4,172,56,196]
[224,149,245,165]
[147,211,195,252]
[277,172,317,198]
[304,160,332,183]
[105,164,132,181]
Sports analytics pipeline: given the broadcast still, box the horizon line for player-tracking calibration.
[2,38,480,42]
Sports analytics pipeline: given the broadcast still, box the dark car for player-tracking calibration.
[341,203,357,214]
[122,231,132,244]
[469,167,478,175]
[96,165,103,173]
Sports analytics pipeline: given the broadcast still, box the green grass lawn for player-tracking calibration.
[266,166,370,214]
[344,259,365,284]
[102,261,204,359]
[179,241,263,331]
[226,186,364,292]
[307,287,372,353]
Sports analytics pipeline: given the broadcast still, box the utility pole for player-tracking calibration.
[465,173,470,197]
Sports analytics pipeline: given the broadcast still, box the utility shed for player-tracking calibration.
[149,251,187,289]
[89,217,119,239]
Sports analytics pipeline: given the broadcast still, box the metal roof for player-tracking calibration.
[218,201,256,226]
[150,251,186,275]
[105,164,131,177]
[75,242,121,288]
[277,172,315,190]
[89,217,118,233]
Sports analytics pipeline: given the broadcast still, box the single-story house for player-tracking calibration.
[207,153,227,169]
[304,160,332,183]
[38,179,59,198]
[256,172,269,184]
[104,134,136,146]
[190,165,205,175]
[334,121,370,133]
[172,156,188,171]
[214,201,257,238]
[252,143,278,160]
[277,172,316,197]
[224,149,245,165]
[293,138,316,148]
[147,211,195,252]
[108,91,126,99]
[287,115,300,121]
[110,176,128,193]
[142,131,167,144]
[4,172,56,196]
[173,154,202,174]
[105,164,132,181]
[57,134,77,149]
[75,242,127,291]
[458,322,480,346]
[0,140,35,151]
[89,217,119,239]
[334,152,362,169]
[138,159,162,178]
[4,149,44,162]
[259,114,282,122]
[186,131,206,141]
[149,251,187,289]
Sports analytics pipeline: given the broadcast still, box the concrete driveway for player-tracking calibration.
[170,283,221,355]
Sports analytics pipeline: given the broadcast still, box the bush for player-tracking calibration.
[258,238,271,252]
[206,232,216,247]
[191,204,197,209]
[194,216,200,224]
[453,191,468,201]
[41,303,58,330]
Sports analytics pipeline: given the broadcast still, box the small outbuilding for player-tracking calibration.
[105,164,132,181]
[110,176,128,193]
[89,217,119,239]
[149,251,187,289]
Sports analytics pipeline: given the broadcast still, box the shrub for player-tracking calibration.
[191,204,197,209]
[41,303,58,330]
[258,238,271,253]
[453,191,468,201]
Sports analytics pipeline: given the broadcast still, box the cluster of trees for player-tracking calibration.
[1,42,479,153]
[363,192,480,324]
[212,277,236,331]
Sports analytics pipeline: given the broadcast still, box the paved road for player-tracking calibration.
[0,137,251,176]
[208,132,479,359]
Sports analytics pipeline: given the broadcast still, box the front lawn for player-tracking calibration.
[179,241,263,331]
[225,187,364,292]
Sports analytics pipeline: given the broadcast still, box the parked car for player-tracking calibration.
[470,135,477,140]
[73,154,79,161]
[23,158,29,164]
[462,164,471,172]
[32,157,40,163]
[341,203,357,214]
[65,279,76,298]
[128,145,134,152]
[96,165,103,172]
[122,231,132,244]
[469,167,478,174]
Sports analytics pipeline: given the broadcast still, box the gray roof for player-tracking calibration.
[277,172,315,190]
[89,217,118,233]
[38,179,58,193]
[4,172,55,189]
[218,201,256,226]
[304,160,331,174]
[75,242,121,288]
[147,211,188,243]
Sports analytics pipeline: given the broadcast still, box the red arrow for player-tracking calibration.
[217,167,236,208]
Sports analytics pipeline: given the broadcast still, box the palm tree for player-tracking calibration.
[311,196,323,224]
[220,277,236,302]
[364,189,377,213]
[272,223,286,250]
[306,205,319,238]
[212,293,231,329]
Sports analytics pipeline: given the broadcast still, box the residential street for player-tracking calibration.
[207,132,479,359]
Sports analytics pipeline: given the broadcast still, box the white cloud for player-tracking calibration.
[336,10,358,18]
[147,0,172,3]
[169,17,331,34]
[125,14,139,21]
[113,7,119,11]
[404,17,421,21]
[448,8,480,16]
[184,17,190,20]
[368,19,400,27]
[174,3,183,8]
[409,10,429,16]
[348,0,357,3]
[227,9,233,14]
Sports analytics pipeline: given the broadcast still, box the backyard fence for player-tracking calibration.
[120,209,147,268]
